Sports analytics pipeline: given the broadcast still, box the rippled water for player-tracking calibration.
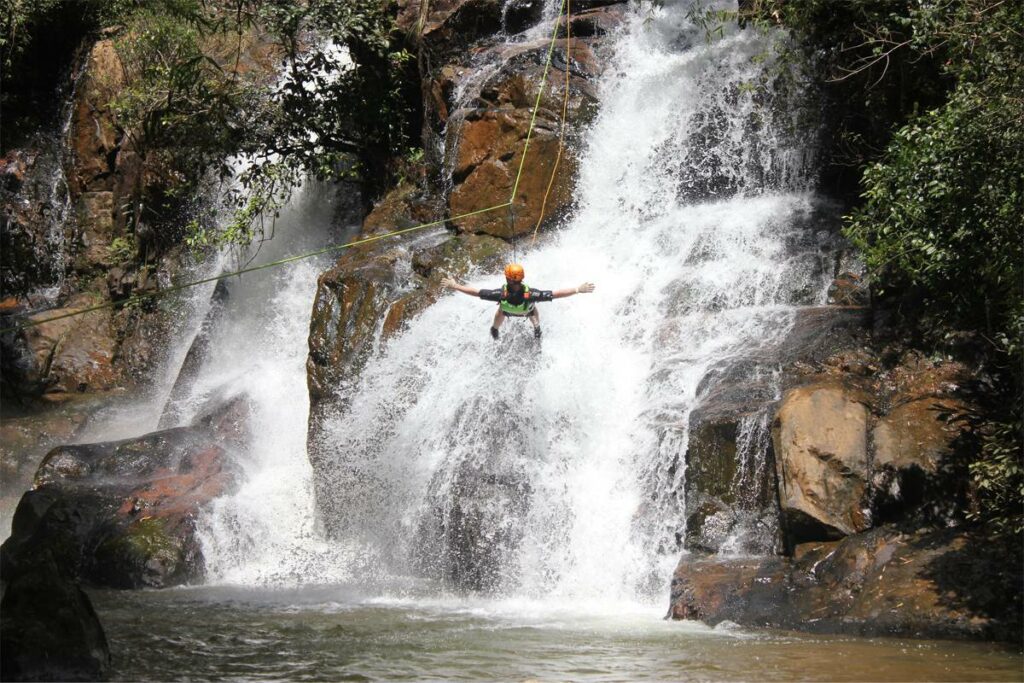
[92,587,1022,682]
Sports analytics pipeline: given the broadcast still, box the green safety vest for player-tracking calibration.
[500,284,533,315]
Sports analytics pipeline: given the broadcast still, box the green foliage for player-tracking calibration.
[173,0,417,249]
[247,0,416,183]
[1,0,61,68]
[756,0,1024,534]
[969,413,1024,536]
[111,2,267,191]
[846,81,1024,335]
[107,235,137,264]
[1,0,134,69]
[8,0,416,251]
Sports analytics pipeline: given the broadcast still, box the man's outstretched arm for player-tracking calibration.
[441,277,480,296]
[550,282,596,299]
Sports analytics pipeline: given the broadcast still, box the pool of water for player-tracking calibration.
[90,585,1023,681]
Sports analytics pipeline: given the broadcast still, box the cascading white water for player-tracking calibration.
[164,180,361,585]
[297,0,834,603]
[198,0,836,604]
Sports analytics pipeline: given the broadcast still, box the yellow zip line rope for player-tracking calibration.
[1,0,573,337]
[532,0,572,244]
[0,203,509,335]
[509,0,569,213]
[507,0,569,262]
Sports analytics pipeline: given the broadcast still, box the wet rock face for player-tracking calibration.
[444,38,603,239]
[679,304,872,556]
[772,384,871,540]
[683,413,780,555]
[306,193,506,532]
[680,289,976,565]
[1,147,74,298]
[0,394,249,589]
[669,524,1023,642]
[397,0,619,240]
[416,460,531,592]
[159,280,230,429]
[1,547,111,682]
[5,294,125,398]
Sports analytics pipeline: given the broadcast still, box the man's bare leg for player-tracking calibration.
[528,308,541,338]
[491,309,506,338]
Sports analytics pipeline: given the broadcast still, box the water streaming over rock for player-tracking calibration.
[273,0,844,603]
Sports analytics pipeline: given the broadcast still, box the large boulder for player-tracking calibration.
[768,350,974,549]
[0,393,249,589]
[669,524,1023,642]
[772,384,871,544]
[679,305,871,556]
[0,398,100,533]
[1,548,110,682]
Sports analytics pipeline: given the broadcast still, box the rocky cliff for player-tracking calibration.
[672,315,1022,640]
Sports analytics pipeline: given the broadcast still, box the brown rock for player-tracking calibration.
[0,401,95,501]
[669,525,1023,642]
[69,40,125,197]
[450,119,575,238]
[398,0,503,57]
[19,294,122,396]
[827,271,868,306]
[441,37,601,239]
[75,191,115,268]
[773,384,871,543]
[874,398,962,473]
[1,394,250,590]
[669,556,787,623]
[558,4,629,37]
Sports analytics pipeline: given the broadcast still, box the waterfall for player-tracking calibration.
[196,0,837,603]
[191,180,360,584]
[292,0,835,602]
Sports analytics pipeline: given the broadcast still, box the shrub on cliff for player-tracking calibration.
[6,0,418,249]
[739,0,1024,535]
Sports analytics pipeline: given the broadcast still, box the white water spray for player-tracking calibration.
[200,1,837,605]
[301,2,834,604]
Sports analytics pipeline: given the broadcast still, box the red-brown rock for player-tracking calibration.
[669,524,1022,642]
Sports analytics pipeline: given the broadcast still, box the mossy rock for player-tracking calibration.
[90,516,198,588]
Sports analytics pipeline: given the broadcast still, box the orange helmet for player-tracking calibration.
[504,263,525,282]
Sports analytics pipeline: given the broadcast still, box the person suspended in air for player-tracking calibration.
[441,263,595,339]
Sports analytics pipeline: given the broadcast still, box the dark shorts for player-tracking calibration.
[498,305,537,317]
